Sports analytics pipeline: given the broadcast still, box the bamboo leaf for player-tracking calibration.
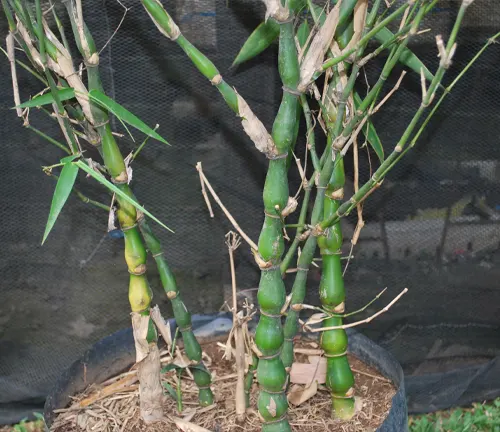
[88,90,170,145]
[162,363,182,373]
[17,87,75,108]
[42,161,79,244]
[353,92,384,162]
[75,160,174,233]
[162,382,178,400]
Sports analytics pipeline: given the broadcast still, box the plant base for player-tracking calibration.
[332,396,356,420]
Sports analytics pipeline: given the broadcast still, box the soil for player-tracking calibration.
[49,338,396,432]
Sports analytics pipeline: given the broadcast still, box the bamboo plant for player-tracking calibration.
[142,0,474,429]
[2,0,213,421]
[3,0,479,429]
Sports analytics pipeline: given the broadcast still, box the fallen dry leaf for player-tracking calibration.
[173,417,213,432]
[287,381,318,406]
[290,359,326,385]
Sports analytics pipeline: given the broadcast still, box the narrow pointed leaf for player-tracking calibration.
[232,20,279,67]
[18,87,75,109]
[88,90,170,145]
[296,21,310,49]
[75,160,174,233]
[353,92,384,162]
[42,162,79,244]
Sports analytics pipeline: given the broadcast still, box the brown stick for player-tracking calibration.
[225,232,246,423]
[196,163,258,251]
[197,162,214,218]
[6,33,23,120]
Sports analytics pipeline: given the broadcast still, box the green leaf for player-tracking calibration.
[296,21,310,49]
[17,87,75,109]
[162,363,182,373]
[162,382,178,400]
[353,92,384,162]
[75,160,174,233]
[88,90,170,145]
[42,161,79,244]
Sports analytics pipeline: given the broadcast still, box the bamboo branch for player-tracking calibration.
[305,288,408,332]
[196,162,258,252]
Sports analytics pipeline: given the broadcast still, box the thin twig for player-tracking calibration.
[196,162,258,251]
[371,70,407,115]
[99,0,130,54]
[197,162,214,218]
[306,288,408,332]
[225,231,246,423]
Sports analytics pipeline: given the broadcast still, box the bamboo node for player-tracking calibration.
[296,266,310,272]
[259,348,282,360]
[332,135,347,150]
[281,196,298,217]
[112,171,128,185]
[253,252,273,270]
[86,52,100,66]
[129,264,147,275]
[330,188,344,200]
[211,74,222,85]
[282,86,301,97]
[268,152,288,160]
[166,290,178,300]
[264,210,281,219]
[121,222,138,232]
[324,350,347,358]
[260,412,288,425]
[312,224,325,237]
[297,230,311,241]
[291,304,303,311]
[263,0,290,22]
[259,309,282,318]
[394,145,403,153]
[333,302,345,313]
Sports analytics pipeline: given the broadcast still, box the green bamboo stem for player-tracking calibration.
[315,2,383,417]
[138,217,214,405]
[58,3,166,418]
[317,159,355,418]
[142,0,238,113]
[64,0,214,405]
[253,18,300,432]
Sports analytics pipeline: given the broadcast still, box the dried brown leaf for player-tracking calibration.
[287,381,318,406]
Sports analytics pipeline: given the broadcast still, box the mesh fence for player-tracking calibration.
[0,0,499,423]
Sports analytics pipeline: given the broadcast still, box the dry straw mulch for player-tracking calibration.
[51,339,396,432]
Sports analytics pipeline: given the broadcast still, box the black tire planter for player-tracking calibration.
[44,314,408,431]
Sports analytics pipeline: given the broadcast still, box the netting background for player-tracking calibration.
[1,0,499,424]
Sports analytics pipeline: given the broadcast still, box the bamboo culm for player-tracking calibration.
[60,2,165,420]
[138,218,214,405]
[317,158,355,418]
[254,19,299,432]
